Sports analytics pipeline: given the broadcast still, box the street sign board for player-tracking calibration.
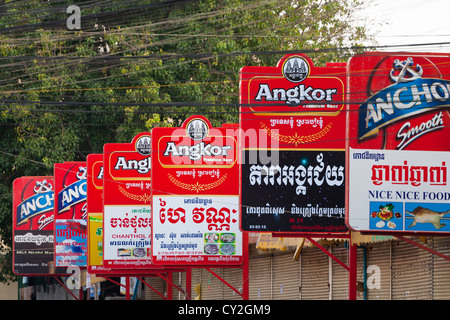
[346,52,450,234]
[151,116,243,265]
[102,133,154,268]
[240,54,348,233]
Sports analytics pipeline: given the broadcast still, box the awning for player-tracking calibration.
[255,231,394,251]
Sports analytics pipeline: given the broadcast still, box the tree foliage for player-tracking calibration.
[0,0,373,283]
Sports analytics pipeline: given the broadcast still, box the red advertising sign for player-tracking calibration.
[239,54,348,233]
[151,116,243,265]
[86,154,108,274]
[12,176,67,275]
[53,162,88,267]
[103,133,154,269]
[347,52,450,152]
[240,53,346,149]
[346,52,450,234]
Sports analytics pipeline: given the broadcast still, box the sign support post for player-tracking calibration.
[348,234,357,300]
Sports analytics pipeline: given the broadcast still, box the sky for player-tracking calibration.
[358,0,450,52]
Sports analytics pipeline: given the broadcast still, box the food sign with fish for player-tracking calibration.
[12,176,68,275]
[54,162,88,267]
[103,132,154,269]
[151,116,243,266]
[347,52,450,234]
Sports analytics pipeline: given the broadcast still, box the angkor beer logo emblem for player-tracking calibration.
[135,135,151,156]
[186,119,208,141]
[283,56,309,83]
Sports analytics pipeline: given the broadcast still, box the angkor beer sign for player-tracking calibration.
[240,54,347,233]
[103,133,153,268]
[54,162,88,267]
[347,52,450,234]
[13,176,67,275]
[151,116,243,265]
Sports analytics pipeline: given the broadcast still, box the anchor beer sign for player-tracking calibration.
[54,162,88,267]
[13,176,67,275]
[239,54,348,233]
[151,116,243,265]
[346,52,450,234]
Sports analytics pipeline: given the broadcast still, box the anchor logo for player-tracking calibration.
[390,57,423,83]
[34,179,53,194]
[76,166,87,180]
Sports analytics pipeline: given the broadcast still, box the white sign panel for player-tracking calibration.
[103,205,152,268]
[348,148,450,233]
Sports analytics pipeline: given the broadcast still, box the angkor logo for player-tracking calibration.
[135,135,151,156]
[282,56,309,83]
[186,119,208,141]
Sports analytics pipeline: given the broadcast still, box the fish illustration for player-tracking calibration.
[407,206,450,230]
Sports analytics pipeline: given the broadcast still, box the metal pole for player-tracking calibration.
[242,232,249,300]
[185,268,192,300]
[348,236,357,300]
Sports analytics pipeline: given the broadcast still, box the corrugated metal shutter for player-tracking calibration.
[249,254,272,300]
[201,267,223,300]
[300,247,329,300]
[392,237,433,300]
[366,241,392,300]
[190,268,202,300]
[222,267,243,300]
[432,237,450,299]
[143,276,165,300]
[272,251,300,300]
[331,245,349,300]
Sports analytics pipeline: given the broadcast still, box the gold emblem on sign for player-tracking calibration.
[118,185,151,203]
[260,122,332,146]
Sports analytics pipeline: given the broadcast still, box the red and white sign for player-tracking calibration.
[102,133,154,269]
[346,52,450,234]
[12,176,68,275]
[53,162,87,267]
[239,54,348,233]
[151,116,243,265]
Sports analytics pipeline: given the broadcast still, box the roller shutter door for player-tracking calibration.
[200,267,223,300]
[222,267,243,300]
[366,241,392,300]
[272,251,300,300]
[432,237,450,299]
[300,247,329,300]
[392,237,433,300]
[143,276,165,300]
[248,254,272,299]
[331,245,349,300]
